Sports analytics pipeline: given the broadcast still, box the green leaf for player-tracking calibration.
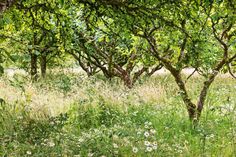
[0,55,3,63]
[33,50,40,56]
[28,45,33,50]
[60,0,65,5]
[0,65,4,76]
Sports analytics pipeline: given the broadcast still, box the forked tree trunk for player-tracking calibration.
[174,70,220,122]
[175,76,218,121]
[30,53,38,81]
[159,59,220,122]
[196,71,218,118]
[40,53,47,78]
[123,73,133,89]
[171,71,197,120]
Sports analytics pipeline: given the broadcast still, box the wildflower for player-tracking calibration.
[153,145,157,150]
[146,146,153,152]
[48,141,55,147]
[88,152,94,157]
[78,138,84,143]
[153,141,157,146]
[209,134,215,138]
[133,111,138,114]
[113,135,119,139]
[144,131,149,137]
[113,143,119,148]
[145,125,149,129]
[74,155,80,157]
[17,116,23,120]
[123,137,130,145]
[76,143,81,147]
[26,151,32,155]
[150,129,156,134]
[144,141,150,146]
[137,131,142,135]
[132,147,138,153]
[145,121,152,125]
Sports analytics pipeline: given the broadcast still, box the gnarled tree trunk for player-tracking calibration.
[40,52,47,78]
[30,53,38,81]
[0,0,16,13]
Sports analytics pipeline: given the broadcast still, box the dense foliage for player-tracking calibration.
[1,1,236,156]
[0,0,236,120]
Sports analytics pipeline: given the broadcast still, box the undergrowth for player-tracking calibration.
[0,73,235,156]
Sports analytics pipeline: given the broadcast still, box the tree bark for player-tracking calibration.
[0,0,16,13]
[171,70,197,120]
[196,59,227,118]
[40,52,47,78]
[146,37,198,120]
[123,73,133,89]
[30,53,38,81]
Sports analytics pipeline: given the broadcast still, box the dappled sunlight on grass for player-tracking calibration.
[0,72,236,156]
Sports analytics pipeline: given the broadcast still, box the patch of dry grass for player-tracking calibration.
[0,72,235,118]
[1,72,236,157]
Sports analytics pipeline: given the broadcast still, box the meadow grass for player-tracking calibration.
[0,72,235,156]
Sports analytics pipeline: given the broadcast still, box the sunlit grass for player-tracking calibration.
[0,72,235,156]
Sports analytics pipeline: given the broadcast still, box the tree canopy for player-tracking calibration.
[0,0,236,122]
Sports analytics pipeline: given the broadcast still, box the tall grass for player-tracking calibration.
[0,72,235,156]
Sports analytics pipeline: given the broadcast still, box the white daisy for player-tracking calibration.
[144,131,150,137]
[26,151,32,155]
[146,146,153,152]
[144,141,151,146]
[132,147,138,153]
[113,143,119,148]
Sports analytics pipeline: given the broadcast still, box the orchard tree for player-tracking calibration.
[76,0,236,122]
[140,1,236,121]
[1,0,70,79]
[70,30,162,88]
[0,0,18,76]
[1,0,235,123]
[67,7,162,88]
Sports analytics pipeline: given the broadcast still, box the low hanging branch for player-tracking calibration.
[144,34,197,120]
[185,68,198,83]
[196,17,235,119]
[146,64,163,76]
[0,0,16,14]
[227,63,236,79]
[70,30,161,88]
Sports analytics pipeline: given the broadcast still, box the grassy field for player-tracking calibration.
[0,72,236,157]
